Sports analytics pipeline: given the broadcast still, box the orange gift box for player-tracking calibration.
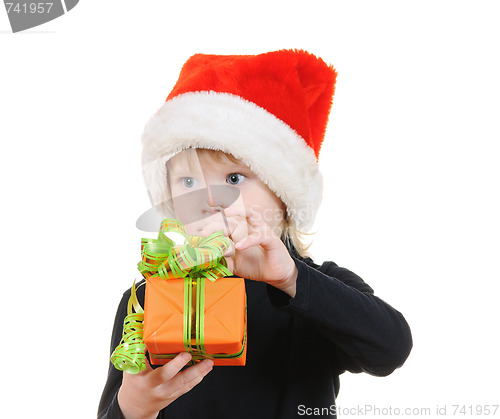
[143,275,247,366]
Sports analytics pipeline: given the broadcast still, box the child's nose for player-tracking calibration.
[206,193,224,212]
[205,185,240,212]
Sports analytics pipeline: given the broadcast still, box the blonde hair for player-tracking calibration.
[165,148,313,258]
[280,216,313,258]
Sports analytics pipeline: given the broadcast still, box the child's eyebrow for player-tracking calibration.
[167,156,203,175]
[219,160,250,172]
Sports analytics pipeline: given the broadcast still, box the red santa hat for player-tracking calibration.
[141,49,337,231]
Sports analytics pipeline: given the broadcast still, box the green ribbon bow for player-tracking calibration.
[137,218,232,281]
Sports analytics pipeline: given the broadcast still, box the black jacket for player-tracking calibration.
[98,256,412,418]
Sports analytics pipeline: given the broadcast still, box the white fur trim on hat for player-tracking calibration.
[141,91,323,231]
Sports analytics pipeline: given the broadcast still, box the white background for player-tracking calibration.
[1,1,499,417]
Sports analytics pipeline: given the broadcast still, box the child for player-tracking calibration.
[98,50,412,419]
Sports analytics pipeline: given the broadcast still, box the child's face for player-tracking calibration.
[166,149,286,236]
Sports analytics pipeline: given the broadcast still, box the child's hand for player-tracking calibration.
[201,205,298,297]
[117,352,213,419]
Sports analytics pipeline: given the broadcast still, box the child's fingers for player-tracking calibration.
[234,218,279,251]
[223,204,261,224]
[161,359,214,400]
[221,204,248,219]
[234,232,263,251]
[223,205,269,241]
[152,352,193,385]
[121,355,153,382]
[199,205,277,251]
[222,238,236,259]
[228,217,249,244]
[224,256,235,273]
[139,356,154,374]
[200,216,239,238]
[120,353,213,415]
[225,205,272,233]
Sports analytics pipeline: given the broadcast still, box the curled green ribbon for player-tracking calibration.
[110,281,146,374]
[111,218,233,373]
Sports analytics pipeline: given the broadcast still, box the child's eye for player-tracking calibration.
[226,173,246,185]
[182,177,198,188]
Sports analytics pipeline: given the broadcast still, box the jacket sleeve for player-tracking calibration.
[97,289,133,419]
[266,257,413,377]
